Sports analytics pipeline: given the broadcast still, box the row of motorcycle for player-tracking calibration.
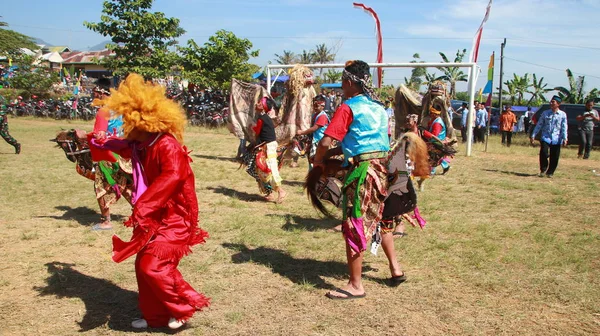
[168,89,229,128]
[3,96,96,120]
[2,88,230,127]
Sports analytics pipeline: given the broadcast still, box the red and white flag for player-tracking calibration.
[468,0,493,63]
[353,2,383,88]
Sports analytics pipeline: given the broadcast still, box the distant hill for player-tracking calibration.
[87,40,112,51]
[32,37,53,47]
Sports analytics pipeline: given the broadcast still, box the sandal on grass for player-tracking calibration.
[325,288,366,300]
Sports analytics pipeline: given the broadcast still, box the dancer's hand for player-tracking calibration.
[95,131,107,140]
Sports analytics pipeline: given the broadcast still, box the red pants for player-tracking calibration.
[135,248,209,328]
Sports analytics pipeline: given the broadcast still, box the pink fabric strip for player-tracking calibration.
[344,217,367,253]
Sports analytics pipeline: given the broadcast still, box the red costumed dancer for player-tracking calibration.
[90,74,209,330]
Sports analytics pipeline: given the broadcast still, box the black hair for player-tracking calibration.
[264,97,275,111]
[344,60,370,80]
[462,102,468,106]
[585,99,595,105]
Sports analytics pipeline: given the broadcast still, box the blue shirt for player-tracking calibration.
[476,109,488,127]
[532,109,568,145]
[460,108,470,127]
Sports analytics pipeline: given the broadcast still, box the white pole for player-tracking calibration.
[266,67,272,94]
[466,64,478,156]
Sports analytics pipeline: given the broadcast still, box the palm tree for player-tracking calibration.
[502,79,517,105]
[554,69,596,104]
[312,43,335,77]
[298,49,315,64]
[510,73,531,105]
[436,49,468,99]
[527,74,552,105]
[273,50,296,65]
[403,53,428,91]
[324,69,342,83]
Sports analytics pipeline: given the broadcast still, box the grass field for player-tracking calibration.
[1,117,599,336]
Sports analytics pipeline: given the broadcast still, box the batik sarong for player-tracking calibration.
[94,160,133,209]
[341,158,388,253]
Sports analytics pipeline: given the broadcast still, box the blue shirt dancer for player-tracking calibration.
[313,60,406,300]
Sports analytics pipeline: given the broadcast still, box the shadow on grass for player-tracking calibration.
[34,262,190,333]
[193,154,238,163]
[282,180,305,187]
[266,214,339,232]
[37,206,125,226]
[223,243,358,289]
[207,186,265,202]
[483,169,538,177]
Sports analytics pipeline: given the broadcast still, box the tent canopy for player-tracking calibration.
[320,83,342,89]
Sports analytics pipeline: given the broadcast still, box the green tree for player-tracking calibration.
[554,69,598,104]
[298,50,315,64]
[502,79,517,105]
[83,0,185,79]
[527,74,552,106]
[312,43,335,77]
[0,18,37,57]
[179,30,259,90]
[7,55,60,97]
[509,73,531,105]
[324,69,342,83]
[403,53,428,91]
[274,50,296,65]
[436,49,468,99]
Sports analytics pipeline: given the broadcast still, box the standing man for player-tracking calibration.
[0,102,21,154]
[530,96,568,178]
[385,100,394,141]
[458,102,469,143]
[475,102,488,143]
[499,105,517,147]
[576,99,599,159]
[314,60,405,300]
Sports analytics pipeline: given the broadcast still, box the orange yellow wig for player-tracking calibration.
[93,74,186,143]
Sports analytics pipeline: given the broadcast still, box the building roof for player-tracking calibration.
[48,46,71,53]
[60,50,114,64]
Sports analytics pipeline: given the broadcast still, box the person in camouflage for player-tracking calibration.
[0,105,21,154]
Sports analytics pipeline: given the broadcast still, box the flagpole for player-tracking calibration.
[484,51,495,152]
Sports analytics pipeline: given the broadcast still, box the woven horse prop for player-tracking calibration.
[51,129,96,180]
[394,81,458,190]
[231,65,316,197]
[304,132,429,229]
[52,129,133,190]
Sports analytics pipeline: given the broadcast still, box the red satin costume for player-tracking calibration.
[109,133,209,327]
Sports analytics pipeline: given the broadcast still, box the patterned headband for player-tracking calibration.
[342,69,381,103]
[260,97,269,112]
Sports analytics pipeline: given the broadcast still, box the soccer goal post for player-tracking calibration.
[267,62,480,157]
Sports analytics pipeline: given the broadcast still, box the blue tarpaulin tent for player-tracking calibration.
[252,72,290,82]
[320,83,342,89]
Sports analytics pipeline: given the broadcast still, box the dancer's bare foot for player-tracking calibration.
[327,224,343,233]
[264,194,276,202]
[325,283,366,300]
[276,190,287,204]
[91,220,113,231]
[393,221,406,238]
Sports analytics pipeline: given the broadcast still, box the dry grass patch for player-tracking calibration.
[0,118,599,335]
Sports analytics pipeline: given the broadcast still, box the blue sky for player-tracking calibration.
[4,0,600,97]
